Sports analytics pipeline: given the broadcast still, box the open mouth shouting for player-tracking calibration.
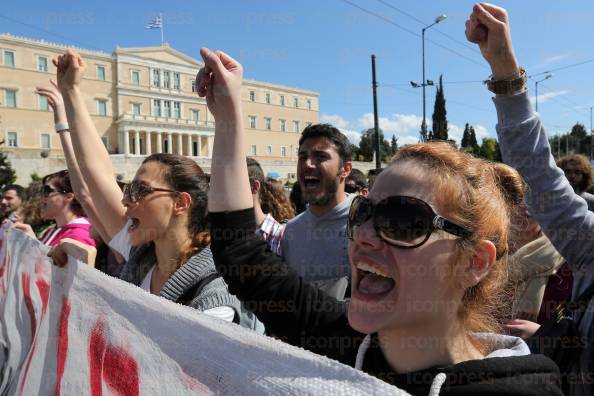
[352,260,396,302]
[302,175,321,193]
[128,217,140,233]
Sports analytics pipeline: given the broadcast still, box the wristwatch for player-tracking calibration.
[485,68,527,95]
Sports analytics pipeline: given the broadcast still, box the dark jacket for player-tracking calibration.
[210,209,563,395]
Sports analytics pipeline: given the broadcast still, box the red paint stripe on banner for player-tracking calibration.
[36,277,50,313]
[89,320,107,396]
[103,345,140,396]
[55,297,71,396]
[22,273,37,346]
[18,273,38,396]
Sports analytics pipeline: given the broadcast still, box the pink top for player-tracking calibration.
[39,217,96,248]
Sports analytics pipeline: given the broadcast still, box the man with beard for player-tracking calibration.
[280,124,353,300]
[557,154,594,211]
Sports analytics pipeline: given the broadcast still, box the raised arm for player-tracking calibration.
[54,50,126,239]
[36,81,109,242]
[197,48,252,212]
[466,4,594,287]
[199,48,353,353]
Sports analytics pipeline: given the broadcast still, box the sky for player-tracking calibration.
[2,0,593,146]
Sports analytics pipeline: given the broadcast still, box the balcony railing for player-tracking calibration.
[118,113,215,128]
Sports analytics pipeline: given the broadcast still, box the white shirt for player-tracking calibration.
[110,220,235,322]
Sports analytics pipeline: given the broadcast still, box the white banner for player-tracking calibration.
[0,228,406,395]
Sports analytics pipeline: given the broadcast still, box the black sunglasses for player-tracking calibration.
[42,184,68,197]
[123,180,178,203]
[347,195,472,248]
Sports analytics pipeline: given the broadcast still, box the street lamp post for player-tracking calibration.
[417,14,447,142]
[590,106,594,162]
[535,73,552,112]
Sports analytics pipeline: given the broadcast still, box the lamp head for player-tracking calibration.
[435,15,447,23]
[426,79,434,86]
[410,81,420,88]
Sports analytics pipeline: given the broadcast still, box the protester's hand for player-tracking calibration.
[48,238,97,268]
[195,48,243,121]
[36,80,68,126]
[465,3,520,80]
[505,318,541,339]
[53,50,86,92]
[12,222,36,238]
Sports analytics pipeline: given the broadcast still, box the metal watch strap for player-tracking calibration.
[485,68,527,95]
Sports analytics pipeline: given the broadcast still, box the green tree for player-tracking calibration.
[390,135,398,155]
[30,172,42,183]
[468,126,479,150]
[358,128,391,162]
[0,151,16,188]
[431,75,448,141]
[477,137,501,161]
[461,123,471,148]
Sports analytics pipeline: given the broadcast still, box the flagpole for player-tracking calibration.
[160,13,164,46]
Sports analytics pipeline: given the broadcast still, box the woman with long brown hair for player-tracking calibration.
[50,49,260,329]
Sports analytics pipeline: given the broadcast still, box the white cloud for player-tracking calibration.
[529,90,570,105]
[320,112,492,147]
[320,113,351,130]
[356,113,422,135]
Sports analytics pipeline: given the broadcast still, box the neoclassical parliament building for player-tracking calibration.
[0,33,319,183]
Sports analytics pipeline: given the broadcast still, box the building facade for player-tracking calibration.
[0,33,319,183]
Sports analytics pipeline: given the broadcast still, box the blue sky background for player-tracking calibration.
[3,0,593,146]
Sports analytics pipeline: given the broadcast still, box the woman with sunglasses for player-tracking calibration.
[14,170,96,248]
[49,50,261,329]
[199,48,562,394]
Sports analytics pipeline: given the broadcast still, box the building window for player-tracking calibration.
[96,100,107,116]
[265,92,271,104]
[7,131,17,147]
[279,119,286,132]
[163,71,171,89]
[163,100,172,117]
[40,133,51,149]
[173,102,181,118]
[249,116,256,129]
[281,146,287,157]
[96,65,106,81]
[191,109,200,121]
[307,99,312,110]
[293,120,300,133]
[132,103,141,115]
[37,56,48,72]
[279,95,285,106]
[152,69,160,87]
[4,89,17,108]
[249,90,256,102]
[265,117,272,130]
[251,145,257,156]
[191,80,197,92]
[3,50,15,67]
[266,145,272,156]
[293,96,298,108]
[38,94,49,111]
[173,73,180,90]
[101,136,109,150]
[131,70,140,85]
[152,99,161,116]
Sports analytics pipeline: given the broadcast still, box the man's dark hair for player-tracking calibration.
[298,124,352,164]
[367,168,384,191]
[347,168,367,189]
[2,184,25,200]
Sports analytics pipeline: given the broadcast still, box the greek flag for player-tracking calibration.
[145,16,162,29]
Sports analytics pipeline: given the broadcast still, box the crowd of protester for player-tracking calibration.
[1,3,592,395]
